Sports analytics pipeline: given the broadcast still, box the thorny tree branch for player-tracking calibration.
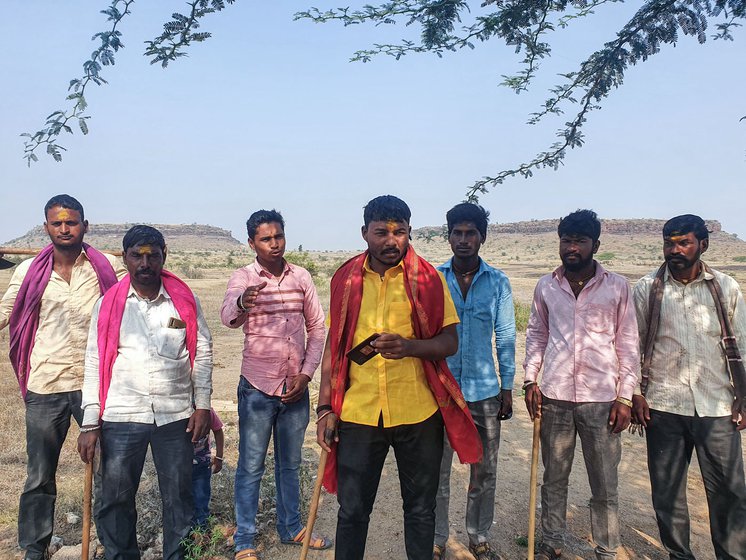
[296,0,744,201]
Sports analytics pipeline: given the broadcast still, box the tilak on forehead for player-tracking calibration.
[386,220,403,231]
[52,208,72,221]
[133,245,154,255]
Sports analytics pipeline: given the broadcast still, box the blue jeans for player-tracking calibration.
[192,460,212,529]
[234,376,309,551]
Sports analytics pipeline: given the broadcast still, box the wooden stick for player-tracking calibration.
[300,448,328,560]
[0,247,122,256]
[81,461,93,560]
[527,416,542,560]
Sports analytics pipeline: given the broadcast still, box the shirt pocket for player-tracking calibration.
[156,327,187,360]
[387,301,414,338]
[584,303,615,335]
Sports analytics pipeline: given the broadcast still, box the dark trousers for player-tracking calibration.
[646,410,746,560]
[19,390,83,560]
[335,412,444,560]
[98,419,193,560]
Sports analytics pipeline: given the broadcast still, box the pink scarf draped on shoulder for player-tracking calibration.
[96,270,197,418]
[323,247,482,493]
[8,243,118,399]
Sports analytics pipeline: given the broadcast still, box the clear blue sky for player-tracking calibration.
[1,1,744,250]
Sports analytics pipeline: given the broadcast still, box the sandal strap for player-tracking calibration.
[536,543,562,560]
[235,549,258,560]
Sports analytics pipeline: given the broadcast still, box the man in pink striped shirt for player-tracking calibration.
[523,209,639,560]
[221,210,329,560]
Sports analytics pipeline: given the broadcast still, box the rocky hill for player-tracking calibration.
[414,218,724,238]
[2,223,242,251]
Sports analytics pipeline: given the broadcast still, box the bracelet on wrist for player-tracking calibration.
[213,456,224,462]
[237,295,247,312]
[522,381,537,391]
[615,396,633,408]
[80,425,100,433]
[316,410,333,424]
[316,404,332,416]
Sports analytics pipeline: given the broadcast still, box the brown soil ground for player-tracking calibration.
[1,237,745,560]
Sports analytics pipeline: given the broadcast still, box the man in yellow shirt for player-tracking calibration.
[316,195,481,560]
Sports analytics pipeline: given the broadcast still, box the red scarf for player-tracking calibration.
[96,270,197,418]
[8,244,118,399]
[323,247,482,493]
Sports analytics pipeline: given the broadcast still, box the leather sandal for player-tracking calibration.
[534,543,561,560]
[433,544,446,560]
[469,542,503,560]
[281,527,333,550]
[235,549,258,560]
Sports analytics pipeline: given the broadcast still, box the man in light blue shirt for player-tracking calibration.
[434,203,516,560]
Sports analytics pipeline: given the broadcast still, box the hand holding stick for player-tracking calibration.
[81,461,93,560]
[300,449,328,560]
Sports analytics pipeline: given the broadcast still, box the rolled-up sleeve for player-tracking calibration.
[220,268,249,328]
[0,260,30,331]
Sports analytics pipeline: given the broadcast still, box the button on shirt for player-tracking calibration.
[633,264,746,417]
[0,250,125,394]
[340,257,460,427]
[82,283,213,426]
[438,258,516,401]
[523,262,640,402]
[220,260,325,396]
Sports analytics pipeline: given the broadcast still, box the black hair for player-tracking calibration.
[246,209,284,240]
[557,209,601,242]
[446,202,490,239]
[363,195,411,227]
[44,194,85,221]
[122,225,166,253]
[663,214,709,241]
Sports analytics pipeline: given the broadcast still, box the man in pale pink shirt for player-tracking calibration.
[523,209,639,560]
[220,209,329,560]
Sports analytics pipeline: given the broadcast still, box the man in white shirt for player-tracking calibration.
[632,214,746,560]
[77,225,213,560]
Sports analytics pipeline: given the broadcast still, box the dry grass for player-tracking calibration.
[0,230,745,559]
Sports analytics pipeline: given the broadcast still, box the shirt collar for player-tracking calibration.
[127,280,170,302]
[74,247,90,266]
[553,260,608,283]
[442,257,485,275]
[363,255,404,276]
[250,258,292,279]
[663,260,711,284]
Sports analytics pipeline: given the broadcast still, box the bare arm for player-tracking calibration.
[316,335,339,453]
[212,428,225,473]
